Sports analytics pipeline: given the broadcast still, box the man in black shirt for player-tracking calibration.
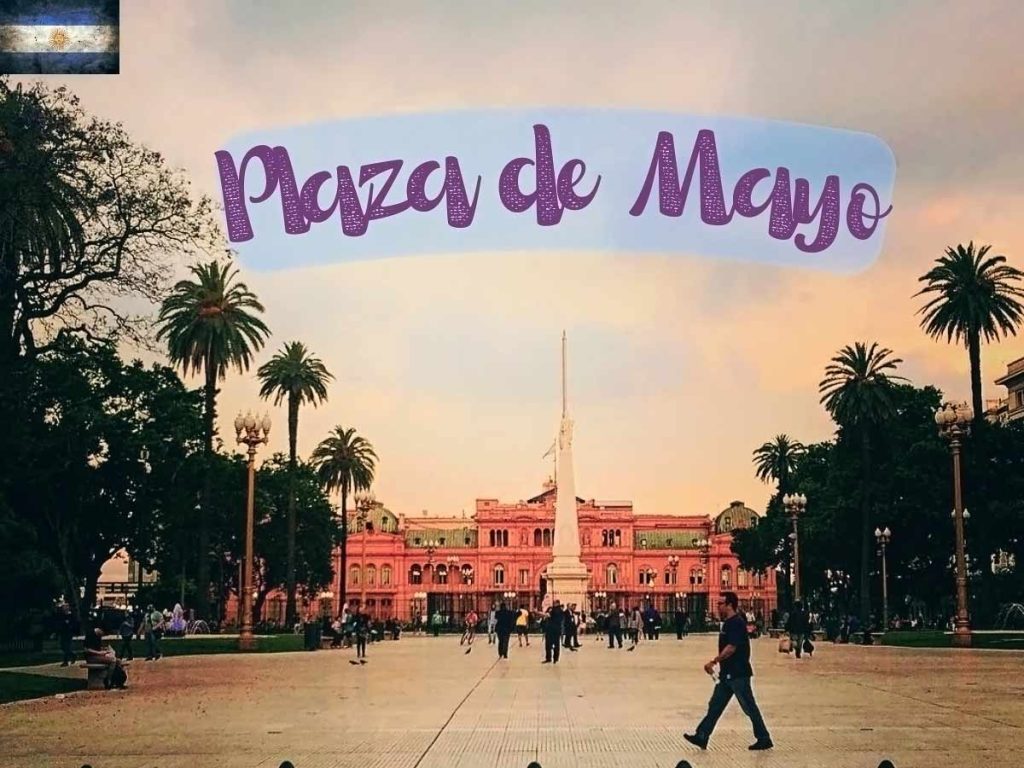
[685,591,773,751]
[542,601,564,664]
[495,602,515,659]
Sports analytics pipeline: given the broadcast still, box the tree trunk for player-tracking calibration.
[82,569,100,627]
[339,485,349,608]
[285,394,299,627]
[196,349,217,620]
[968,330,983,423]
[859,429,873,626]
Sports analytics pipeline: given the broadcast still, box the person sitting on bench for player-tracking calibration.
[84,626,118,688]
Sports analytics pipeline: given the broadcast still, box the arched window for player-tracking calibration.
[720,565,732,588]
[493,564,505,585]
[583,530,591,546]
[614,529,622,546]
[436,565,448,585]
[381,565,392,586]
[737,568,749,588]
[502,530,509,547]
[349,565,361,585]
[606,563,618,585]
[543,529,552,547]
[689,567,703,586]
[724,515,732,530]
[534,528,542,546]
[489,530,496,546]
[461,564,473,584]
[366,565,376,586]
[601,529,609,546]
[753,571,766,588]
[409,565,421,585]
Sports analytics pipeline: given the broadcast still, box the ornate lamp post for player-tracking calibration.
[593,590,607,612]
[783,493,807,603]
[667,555,680,614]
[354,490,375,615]
[446,555,459,625]
[696,536,710,628]
[935,401,973,648]
[413,590,427,623]
[874,527,892,630]
[234,411,271,651]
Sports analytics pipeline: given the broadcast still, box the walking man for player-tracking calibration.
[515,605,531,647]
[118,613,135,660]
[675,609,686,640]
[542,601,564,664]
[144,604,163,661]
[685,591,773,752]
[495,602,515,659]
[607,603,623,648]
[786,601,811,659]
[56,604,76,667]
[487,604,498,645]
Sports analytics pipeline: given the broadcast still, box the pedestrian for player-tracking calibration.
[144,604,164,661]
[461,609,479,652]
[675,609,686,640]
[607,603,623,648]
[350,611,368,664]
[487,604,497,645]
[685,591,773,752]
[652,607,662,639]
[542,601,564,664]
[786,601,811,659]
[431,610,443,637]
[56,604,76,667]
[570,604,581,649]
[118,613,135,660]
[627,606,642,650]
[562,604,577,650]
[515,605,531,647]
[495,601,515,659]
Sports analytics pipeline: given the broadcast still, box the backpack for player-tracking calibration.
[109,664,128,689]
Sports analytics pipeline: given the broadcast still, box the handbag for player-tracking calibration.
[803,638,815,654]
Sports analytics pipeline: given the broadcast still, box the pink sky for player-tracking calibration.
[18,0,1024,518]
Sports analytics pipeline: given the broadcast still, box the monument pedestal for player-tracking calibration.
[543,562,589,611]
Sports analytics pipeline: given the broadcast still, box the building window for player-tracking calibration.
[439,537,446,546]
[519,568,529,586]
[381,565,392,586]
[601,529,608,546]
[464,536,471,545]
[724,516,732,530]
[753,571,766,588]
[690,567,703,586]
[737,568,749,588]
[721,565,732,588]
[349,565,361,585]
[414,537,421,546]
[534,529,542,546]
[379,517,388,532]
[437,565,448,585]
[614,529,622,546]
[583,530,591,546]
[503,530,509,547]
[494,564,505,585]
[409,565,422,585]
[489,530,495,546]
[366,565,376,586]
[606,563,618,585]
[543,529,552,547]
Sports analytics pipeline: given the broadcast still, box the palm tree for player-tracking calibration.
[752,435,805,493]
[916,242,1024,422]
[311,426,377,608]
[819,342,905,626]
[257,341,333,626]
[156,260,270,619]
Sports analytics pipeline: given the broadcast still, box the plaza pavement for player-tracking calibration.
[2,633,1023,768]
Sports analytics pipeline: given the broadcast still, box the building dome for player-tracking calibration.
[714,501,759,534]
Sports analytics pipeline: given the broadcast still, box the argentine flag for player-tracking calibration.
[0,2,119,74]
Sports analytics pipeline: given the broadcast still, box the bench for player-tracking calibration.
[79,660,130,690]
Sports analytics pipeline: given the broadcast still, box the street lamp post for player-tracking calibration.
[696,536,710,628]
[874,527,892,630]
[936,401,973,648]
[234,411,271,652]
[354,490,375,616]
[783,493,807,604]
[446,555,459,625]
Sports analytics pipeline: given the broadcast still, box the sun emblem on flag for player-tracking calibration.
[48,28,70,52]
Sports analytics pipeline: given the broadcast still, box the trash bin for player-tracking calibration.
[303,622,321,651]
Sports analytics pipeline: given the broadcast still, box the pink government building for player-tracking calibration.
[265,478,776,627]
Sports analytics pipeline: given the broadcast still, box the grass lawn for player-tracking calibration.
[0,671,86,704]
[881,630,1024,650]
[0,633,305,670]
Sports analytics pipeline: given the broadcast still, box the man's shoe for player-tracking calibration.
[748,740,773,751]
[683,733,708,750]
[542,659,551,664]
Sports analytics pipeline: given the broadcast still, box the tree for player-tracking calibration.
[0,78,219,364]
[311,426,377,608]
[257,341,332,627]
[819,342,906,625]
[916,242,1024,422]
[750,435,805,608]
[156,260,270,619]
[9,337,204,624]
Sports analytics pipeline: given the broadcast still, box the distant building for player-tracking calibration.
[994,356,1024,423]
[95,549,157,608]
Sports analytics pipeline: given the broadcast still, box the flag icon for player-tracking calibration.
[0,1,119,74]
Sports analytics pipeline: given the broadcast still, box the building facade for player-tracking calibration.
[262,481,776,627]
[992,355,1024,423]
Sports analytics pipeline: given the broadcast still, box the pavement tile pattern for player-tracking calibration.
[2,634,1022,768]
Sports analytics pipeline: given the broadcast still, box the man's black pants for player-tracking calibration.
[544,633,561,662]
[607,628,622,648]
[695,676,771,744]
[118,637,134,660]
[497,632,511,658]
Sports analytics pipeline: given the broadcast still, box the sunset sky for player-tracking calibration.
[18,0,1024,520]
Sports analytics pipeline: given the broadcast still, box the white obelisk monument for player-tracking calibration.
[543,331,590,609]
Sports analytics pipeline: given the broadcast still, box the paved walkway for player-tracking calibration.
[3,634,1022,768]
